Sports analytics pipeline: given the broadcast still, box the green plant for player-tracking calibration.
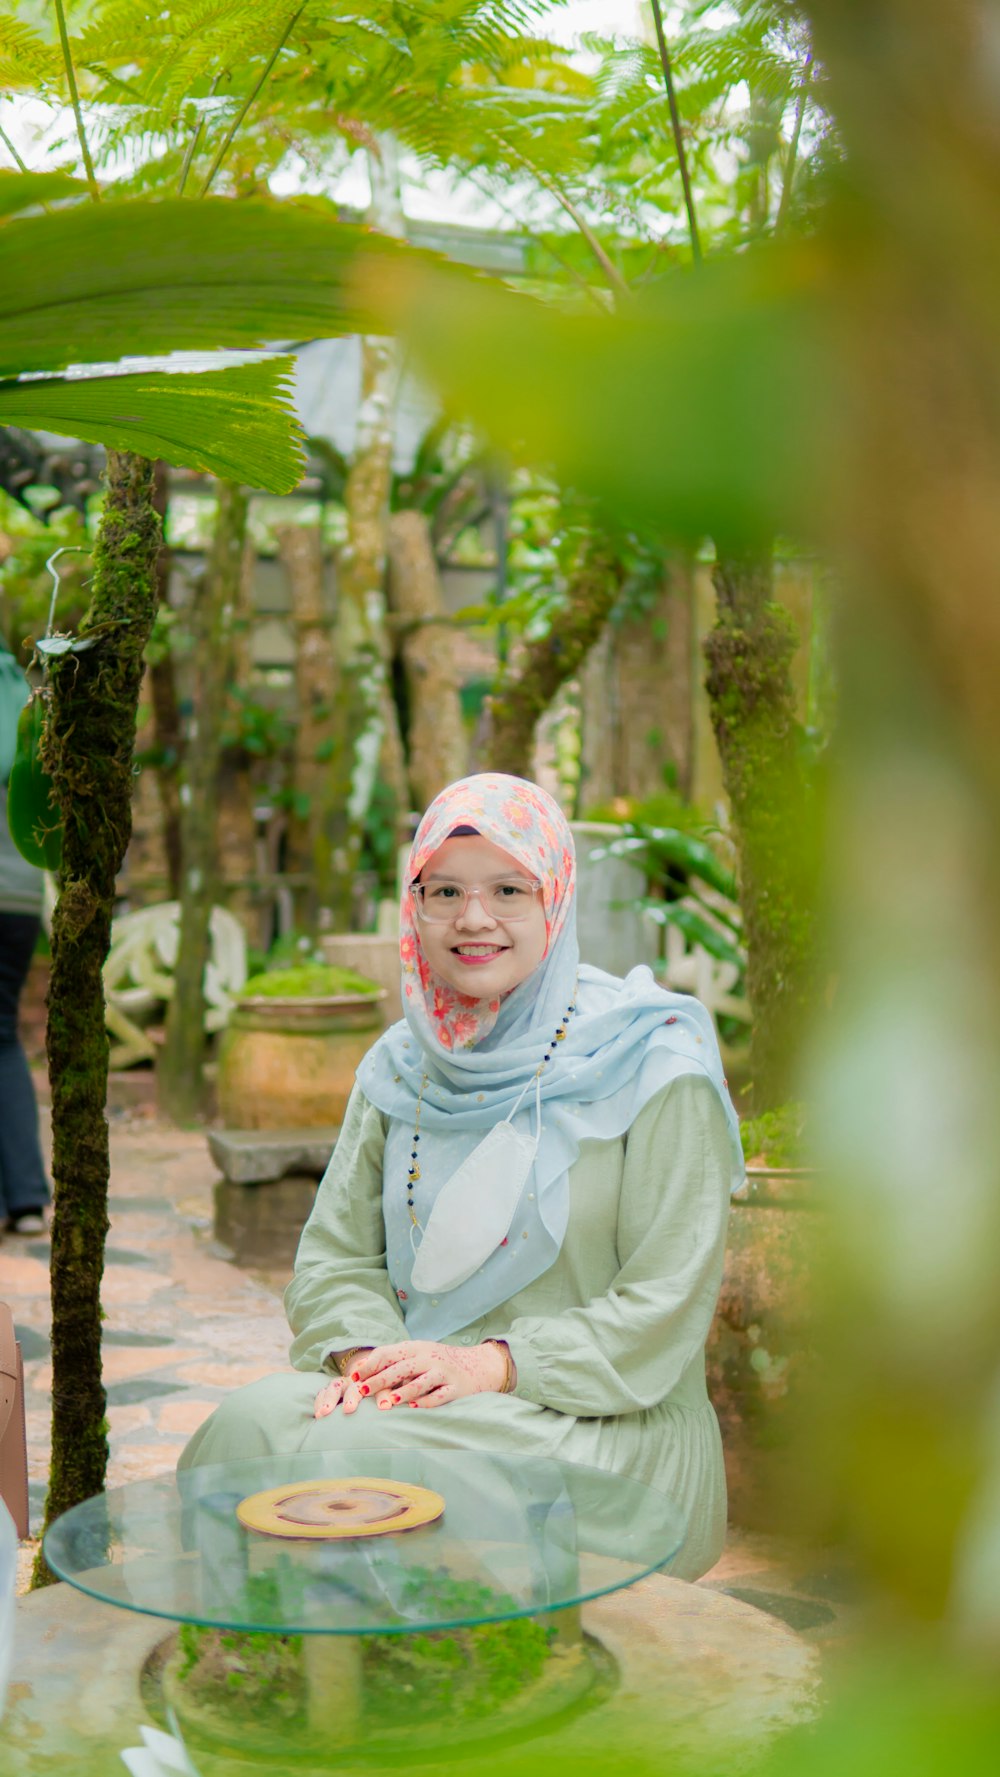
[222,686,296,762]
[7,690,62,870]
[261,931,324,972]
[358,772,402,897]
[740,1100,808,1168]
[589,815,743,970]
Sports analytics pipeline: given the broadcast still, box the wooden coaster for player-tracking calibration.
[236,1476,445,1540]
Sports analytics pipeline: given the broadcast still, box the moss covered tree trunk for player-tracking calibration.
[159,481,248,1123]
[32,450,161,1585]
[149,459,183,896]
[278,521,335,928]
[486,534,624,778]
[703,548,820,1111]
[216,531,260,941]
[387,509,467,808]
[125,465,178,905]
[320,137,407,928]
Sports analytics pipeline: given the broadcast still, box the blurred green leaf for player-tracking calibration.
[387,242,833,537]
[0,169,89,219]
[0,358,305,494]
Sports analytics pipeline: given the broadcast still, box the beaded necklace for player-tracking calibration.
[405,987,579,1228]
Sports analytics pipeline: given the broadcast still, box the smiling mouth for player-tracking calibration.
[451,944,510,957]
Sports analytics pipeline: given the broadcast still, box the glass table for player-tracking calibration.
[44,1448,686,1760]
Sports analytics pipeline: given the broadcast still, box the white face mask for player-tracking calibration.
[409,1075,542,1295]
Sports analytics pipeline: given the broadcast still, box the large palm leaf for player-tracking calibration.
[0,188,417,492]
[0,195,407,372]
[0,358,304,489]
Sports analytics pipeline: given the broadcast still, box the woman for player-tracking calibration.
[180,774,742,1579]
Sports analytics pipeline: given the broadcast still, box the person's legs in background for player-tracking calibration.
[0,912,50,1232]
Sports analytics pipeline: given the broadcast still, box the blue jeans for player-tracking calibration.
[0,912,50,1218]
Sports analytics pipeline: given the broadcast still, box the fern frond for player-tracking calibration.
[0,15,62,91]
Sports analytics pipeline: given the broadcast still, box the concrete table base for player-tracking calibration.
[3,1575,820,1775]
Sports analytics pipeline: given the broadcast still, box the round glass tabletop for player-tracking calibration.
[43,1448,685,1636]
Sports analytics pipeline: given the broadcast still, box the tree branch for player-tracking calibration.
[774,52,814,238]
[200,5,305,197]
[177,118,204,197]
[495,133,630,299]
[486,540,625,777]
[648,0,701,266]
[0,122,30,173]
[463,166,611,313]
[53,0,100,201]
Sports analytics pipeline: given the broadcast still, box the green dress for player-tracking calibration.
[178,1071,732,1580]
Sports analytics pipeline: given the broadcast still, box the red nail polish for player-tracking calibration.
[392,1394,401,1403]
[360,1384,370,1396]
[350,1371,361,1382]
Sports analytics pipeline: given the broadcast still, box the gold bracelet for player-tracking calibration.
[486,1339,515,1395]
[335,1346,368,1378]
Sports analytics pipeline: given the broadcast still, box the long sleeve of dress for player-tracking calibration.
[503,1073,731,1417]
[285,1080,405,1372]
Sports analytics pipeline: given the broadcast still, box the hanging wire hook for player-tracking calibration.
[43,545,90,639]
[36,545,99,665]
[42,547,90,646]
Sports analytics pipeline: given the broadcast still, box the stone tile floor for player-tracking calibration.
[1,1097,860,1658]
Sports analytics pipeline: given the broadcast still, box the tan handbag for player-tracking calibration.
[0,1305,28,1539]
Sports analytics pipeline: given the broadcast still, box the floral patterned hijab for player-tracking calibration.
[356,773,742,1340]
[397,773,575,1052]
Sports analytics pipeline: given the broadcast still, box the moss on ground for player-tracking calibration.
[174,1570,555,1735]
[241,963,380,999]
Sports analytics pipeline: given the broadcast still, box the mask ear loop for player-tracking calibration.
[503,1065,543,1146]
[408,1070,544,1265]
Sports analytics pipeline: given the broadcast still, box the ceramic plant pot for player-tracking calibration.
[217,989,385,1130]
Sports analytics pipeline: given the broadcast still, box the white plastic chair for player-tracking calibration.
[120,1719,202,1775]
[103,901,248,1067]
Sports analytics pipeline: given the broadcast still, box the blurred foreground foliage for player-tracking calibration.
[362,0,1000,1744]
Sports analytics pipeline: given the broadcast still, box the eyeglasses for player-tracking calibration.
[412,878,543,924]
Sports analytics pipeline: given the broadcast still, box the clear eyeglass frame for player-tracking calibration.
[412,879,543,924]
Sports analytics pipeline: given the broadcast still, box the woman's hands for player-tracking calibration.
[312,1372,365,1418]
[312,1340,510,1418]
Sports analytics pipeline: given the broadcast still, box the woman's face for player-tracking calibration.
[413,835,548,998]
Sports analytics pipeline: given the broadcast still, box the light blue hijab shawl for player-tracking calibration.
[356,774,742,1342]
